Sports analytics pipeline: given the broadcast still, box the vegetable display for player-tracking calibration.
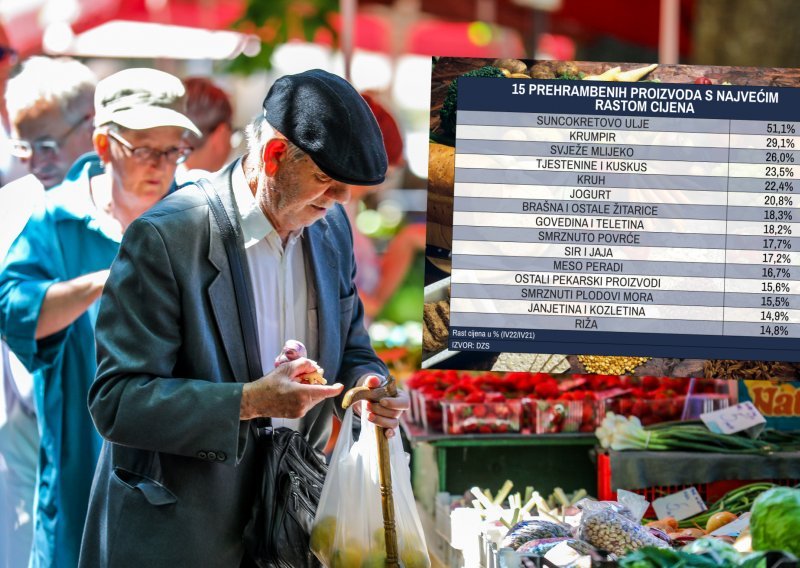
[596,414,777,455]
[407,370,705,434]
[646,483,777,529]
[475,482,800,567]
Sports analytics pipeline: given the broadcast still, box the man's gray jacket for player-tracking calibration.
[78,163,387,567]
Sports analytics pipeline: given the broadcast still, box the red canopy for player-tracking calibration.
[2,0,693,58]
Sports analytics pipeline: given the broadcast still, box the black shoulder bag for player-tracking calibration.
[196,178,326,568]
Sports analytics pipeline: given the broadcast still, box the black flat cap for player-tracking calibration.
[263,69,388,185]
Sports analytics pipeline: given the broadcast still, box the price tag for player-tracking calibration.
[701,401,766,438]
[616,489,650,522]
[652,487,707,521]
[709,512,750,537]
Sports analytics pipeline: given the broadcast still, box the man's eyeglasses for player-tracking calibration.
[107,130,192,165]
[9,114,92,160]
[0,46,17,65]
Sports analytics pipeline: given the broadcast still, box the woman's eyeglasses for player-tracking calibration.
[107,130,193,165]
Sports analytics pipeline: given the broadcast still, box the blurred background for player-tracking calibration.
[2,0,800,375]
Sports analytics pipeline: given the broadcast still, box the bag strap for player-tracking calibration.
[195,178,266,390]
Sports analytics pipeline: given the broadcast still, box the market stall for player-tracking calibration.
[399,368,800,568]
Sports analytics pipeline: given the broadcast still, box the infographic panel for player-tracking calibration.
[424,58,800,379]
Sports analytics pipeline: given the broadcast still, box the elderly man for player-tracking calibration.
[79,69,409,568]
[0,55,96,568]
[5,56,96,189]
[0,68,198,568]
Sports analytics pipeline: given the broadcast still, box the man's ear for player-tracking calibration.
[262,138,288,177]
[93,130,110,164]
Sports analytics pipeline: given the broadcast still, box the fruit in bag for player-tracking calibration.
[361,551,387,568]
[310,516,338,563]
[332,545,364,568]
[400,548,429,568]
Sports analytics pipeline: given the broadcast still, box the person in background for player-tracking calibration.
[180,76,233,174]
[5,56,96,189]
[345,93,426,322]
[0,23,32,568]
[0,68,198,568]
[0,21,26,186]
[79,69,408,568]
[0,54,96,568]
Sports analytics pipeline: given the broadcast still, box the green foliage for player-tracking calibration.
[228,0,339,74]
[438,65,505,139]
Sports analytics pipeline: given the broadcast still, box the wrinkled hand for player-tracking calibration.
[240,358,343,420]
[356,375,410,439]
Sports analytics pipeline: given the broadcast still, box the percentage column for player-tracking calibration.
[727,120,800,338]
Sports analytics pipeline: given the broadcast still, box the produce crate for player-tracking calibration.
[597,452,800,506]
[409,389,423,425]
[523,398,599,434]
[601,396,687,426]
[601,393,732,426]
[421,393,445,432]
[442,400,523,435]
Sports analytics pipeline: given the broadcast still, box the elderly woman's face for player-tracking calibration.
[104,126,188,205]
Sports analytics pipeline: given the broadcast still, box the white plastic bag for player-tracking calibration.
[311,407,430,568]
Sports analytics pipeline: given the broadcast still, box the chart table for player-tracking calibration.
[449,77,800,361]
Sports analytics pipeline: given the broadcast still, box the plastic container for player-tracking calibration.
[602,396,687,426]
[680,393,732,420]
[680,378,737,421]
[420,393,444,432]
[442,400,522,435]
[408,389,423,424]
[523,398,600,434]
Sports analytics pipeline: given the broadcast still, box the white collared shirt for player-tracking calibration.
[230,160,318,430]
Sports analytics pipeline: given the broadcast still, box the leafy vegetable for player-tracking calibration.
[596,414,777,455]
[739,551,800,568]
[682,538,741,565]
[439,66,505,138]
[619,546,735,568]
[750,487,800,556]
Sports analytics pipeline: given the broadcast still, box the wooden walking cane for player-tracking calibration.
[342,376,401,568]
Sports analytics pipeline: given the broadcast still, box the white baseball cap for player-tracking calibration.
[94,68,200,136]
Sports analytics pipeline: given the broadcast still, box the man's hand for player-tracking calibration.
[240,358,343,420]
[357,375,410,439]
